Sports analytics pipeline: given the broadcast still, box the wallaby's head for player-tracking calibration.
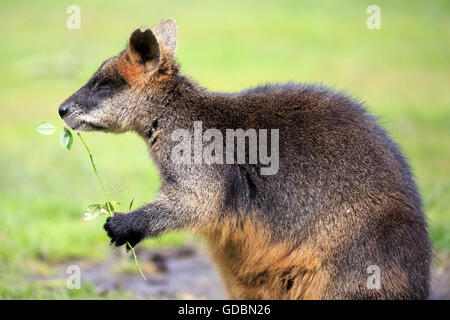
[59,19,178,134]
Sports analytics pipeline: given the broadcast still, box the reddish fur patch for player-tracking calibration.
[202,217,330,300]
[113,54,142,84]
[113,54,142,85]
[113,46,178,89]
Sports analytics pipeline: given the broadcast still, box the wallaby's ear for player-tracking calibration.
[152,18,178,54]
[128,28,160,71]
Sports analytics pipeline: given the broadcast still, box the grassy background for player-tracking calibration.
[0,0,448,298]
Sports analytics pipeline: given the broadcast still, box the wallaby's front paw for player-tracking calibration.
[103,212,144,248]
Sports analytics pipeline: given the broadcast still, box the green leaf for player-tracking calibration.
[83,203,109,221]
[129,198,134,211]
[59,127,73,150]
[35,122,56,135]
[105,202,116,214]
[87,203,106,213]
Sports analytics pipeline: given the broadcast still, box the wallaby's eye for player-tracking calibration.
[97,86,111,97]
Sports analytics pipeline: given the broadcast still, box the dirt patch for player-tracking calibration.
[37,245,449,299]
[84,246,226,299]
[47,245,226,299]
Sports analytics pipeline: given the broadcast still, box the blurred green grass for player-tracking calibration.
[0,0,448,298]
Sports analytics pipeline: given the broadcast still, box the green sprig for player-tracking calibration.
[76,132,147,280]
[35,122,146,280]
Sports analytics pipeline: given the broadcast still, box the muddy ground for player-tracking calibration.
[40,245,449,300]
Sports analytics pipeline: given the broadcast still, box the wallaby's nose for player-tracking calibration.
[58,105,69,118]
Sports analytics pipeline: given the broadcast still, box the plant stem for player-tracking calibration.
[77,133,147,280]
[128,243,147,280]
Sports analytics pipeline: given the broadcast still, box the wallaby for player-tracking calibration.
[59,19,431,299]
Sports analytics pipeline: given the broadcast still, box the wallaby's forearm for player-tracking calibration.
[104,194,193,247]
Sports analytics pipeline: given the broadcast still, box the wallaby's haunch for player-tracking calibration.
[59,19,431,299]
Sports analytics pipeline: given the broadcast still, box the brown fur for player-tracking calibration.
[113,54,142,84]
[203,217,330,299]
